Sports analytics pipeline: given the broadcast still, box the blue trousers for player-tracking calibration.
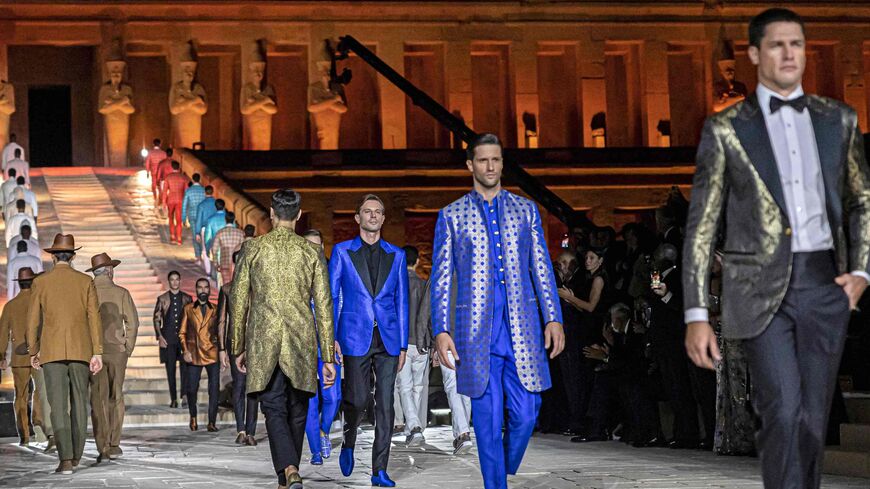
[305,359,342,455]
[471,314,541,489]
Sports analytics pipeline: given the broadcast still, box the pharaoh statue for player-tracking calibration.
[170,42,208,149]
[240,45,277,150]
[98,53,135,166]
[713,40,748,113]
[308,60,347,150]
[0,80,15,151]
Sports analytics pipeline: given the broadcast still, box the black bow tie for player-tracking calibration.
[769,95,807,114]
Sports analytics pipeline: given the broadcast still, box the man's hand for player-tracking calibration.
[435,332,459,370]
[90,354,103,375]
[544,321,565,359]
[582,344,608,361]
[158,335,168,348]
[334,341,343,366]
[651,282,668,297]
[219,351,229,370]
[30,354,40,370]
[235,352,247,374]
[0,359,7,370]
[322,362,336,388]
[183,351,193,364]
[397,350,407,372]
[431,351,441,368]
[557,287,574,300]
[835,273,868,310]
[685,321,721,370]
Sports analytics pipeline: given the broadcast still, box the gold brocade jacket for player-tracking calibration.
[230,226,335,394]
[683,94,870,339]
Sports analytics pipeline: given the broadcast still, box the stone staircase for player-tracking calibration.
[825,393,870,477]
[41,168,231,427]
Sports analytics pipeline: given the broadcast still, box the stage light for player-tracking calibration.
[140,147,149,159]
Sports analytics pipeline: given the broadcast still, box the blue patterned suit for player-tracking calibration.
[431,190,562,489]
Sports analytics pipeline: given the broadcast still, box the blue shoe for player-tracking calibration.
[310,452,323,465]
[371,470,396,487]
[321,433,331,459]
[339,447,354,477]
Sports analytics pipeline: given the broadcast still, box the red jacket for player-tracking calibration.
[155,158,173,186]
[145,148,167,176]
[162,172,189,205]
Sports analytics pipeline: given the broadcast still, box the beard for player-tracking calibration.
[197,293,209,302]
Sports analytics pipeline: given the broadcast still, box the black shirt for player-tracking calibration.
[360,239,383,292]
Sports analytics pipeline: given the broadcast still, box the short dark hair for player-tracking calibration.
[302,228,322,240]
[195,277,210,289]
[13,148,21,157]
[16,199,25,210]
[402,245,419,266]
[192,173,201,182]
[16,176,24,185]
[153,138,161,146]
[466,132,503,161]
[214,199,225,211]
[17,240,27,253]
[205,185,214,195]
[167,270,180,280]
[749,8,805,48]
[271,189,302,221]
[166,147,174,156]
[171,160,180,170]
[53,251,75,262]
[8,168,16,177]
[244,224,256,237]
[356,193,384,214]
[20,224,31,234]
[225,211,235,223]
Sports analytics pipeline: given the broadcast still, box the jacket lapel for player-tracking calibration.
[374,242,396,298]
[347,237,375,297]
[807,96,844,231]
[731,93,788,217]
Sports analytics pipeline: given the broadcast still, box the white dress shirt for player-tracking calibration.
[5,186,38,220]
[1,142,23,171]
[685,83,869,325]
[7,251,43,299]
[0,178,17,205]
[7,235,41,262]
[5,158,30,186]
[5,212,35,246]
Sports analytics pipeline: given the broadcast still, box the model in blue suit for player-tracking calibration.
[431,134,565,489]
[329,195,409,487]
[305,350,342,464]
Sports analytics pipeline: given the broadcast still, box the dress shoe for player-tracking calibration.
[405,427,425,447]
[339,447,354,476]
[235,432,247,444]
[44,436,56,453]
[371,470,396,487]
[287,471,303,489]
[632,436,663,448]
[207,423,219,432]
[170,400,178,409]
[96,451,109,464]
[320,433,331,458]
[189,417,198,431]
[453,433,473,455]
[109,446,123,459]
[570,434,608,443]
[245,435,257,446]
[698,439,714,451]
[310,452,323,465]
[71,458,80,467]
[56,460,73,475]
[18,438,29,446]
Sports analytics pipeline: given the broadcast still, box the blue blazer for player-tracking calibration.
[430,190,562,398]
[329,237,409,357]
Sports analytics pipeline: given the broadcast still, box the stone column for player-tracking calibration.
[377,41,406,149]
[98,53,135,167]
[308,57,346,150]
[513,39,539,149]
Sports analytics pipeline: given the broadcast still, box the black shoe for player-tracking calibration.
[698,439,714,451]
[170,400,178,409]
[571,434,608,443]
[668,439,699,449]
[632,437,663,448]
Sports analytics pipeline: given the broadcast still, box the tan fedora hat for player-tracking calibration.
[44,233,82,253]
[86,252,121,273]
[13,267,40,282]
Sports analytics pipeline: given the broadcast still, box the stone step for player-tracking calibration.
[121,365,167,379]
[123,404,235,427]
[824,448,870,478]
[840,423,870,451]
[125,377,209,392]
[126,355,163,368]
[846,395,870,424]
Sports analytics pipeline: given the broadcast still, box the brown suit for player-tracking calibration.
[179,301,220,424]
[89,274,139,454]
[0,289,47,441]
[26,261,103,463]
[179,301,218,366]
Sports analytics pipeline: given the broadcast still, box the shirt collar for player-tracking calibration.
[94,274,112,285]
[756,82,805,117]
[471,189,502,206]
[361,239,380,251]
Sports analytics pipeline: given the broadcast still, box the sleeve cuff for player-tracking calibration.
[661,291,673,304]
[850,271,870,284]
[684,307,709,324]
